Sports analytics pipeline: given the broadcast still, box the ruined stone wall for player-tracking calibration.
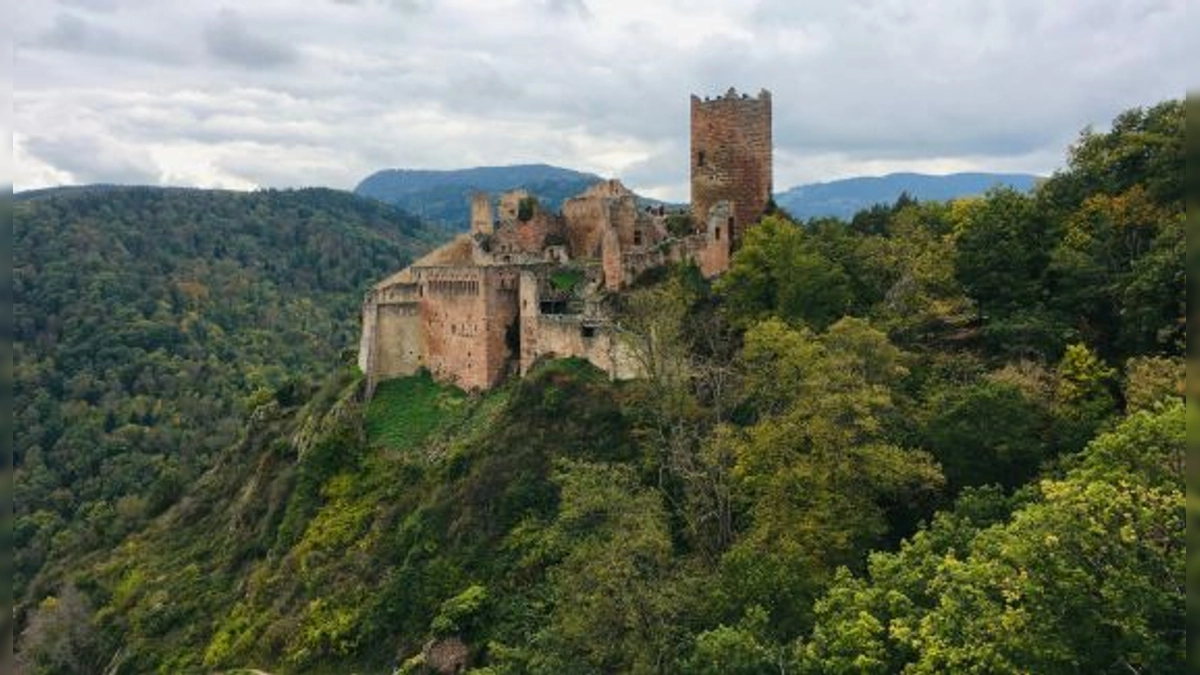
[698,201,733,276]
[470,192,494,235]
[528,316,640,380]
[602,229,623,290]
[610,195,640,248]
[620,247,668,285]
[691,88,772,247]
[358,297,378,376]
[360,279,425,395]
[562,180,661,260]
[518,271,542,374]
[480,266,521,387]
[373,301,424,379]
[562,196,608,259]
[492,212,562,256]
[498,190,531,222]
[519,269,639,378]
[419,267,495,390]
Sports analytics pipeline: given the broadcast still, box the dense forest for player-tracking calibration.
[13,100,1186,674]
[13,187,440,620]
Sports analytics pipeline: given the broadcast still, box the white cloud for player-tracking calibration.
[12,0,1196,199]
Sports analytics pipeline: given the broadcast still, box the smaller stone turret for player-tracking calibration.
[470,192,494,235]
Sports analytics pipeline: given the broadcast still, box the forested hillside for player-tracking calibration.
[13,187,440,621]
[14,101,1185,674]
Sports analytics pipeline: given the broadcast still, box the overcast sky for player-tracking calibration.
[10,0,1193,200]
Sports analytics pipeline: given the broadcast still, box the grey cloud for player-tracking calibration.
[620,142,686,197]
[13,0,1195,195]
[24,134,160,185]
[32,12,187,63]
[204,8,299,68]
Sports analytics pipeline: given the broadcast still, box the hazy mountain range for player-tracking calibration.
[774,171,1042,220]
[355,164,605,227]
[355,165,1042,226]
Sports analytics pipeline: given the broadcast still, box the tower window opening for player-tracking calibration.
[697,150,706,167]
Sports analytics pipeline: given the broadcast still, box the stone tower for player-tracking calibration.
[690,87,772,247]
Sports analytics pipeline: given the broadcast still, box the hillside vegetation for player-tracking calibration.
[14,100,1186,674]
[13,187,441,614]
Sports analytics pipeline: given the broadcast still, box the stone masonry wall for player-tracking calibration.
[492,211,562,256]
[373,302,424,380]
[419,267,495,390]
[480,267,521,388]
[562,195,608,259]
[518,271,541,373]
[522,314,640,380]
[690,88,772,248]
[470,192,494,235]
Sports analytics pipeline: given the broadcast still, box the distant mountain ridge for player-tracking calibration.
[776,172,1042,220]
[355,164,606,228]
[356,164,1042,227]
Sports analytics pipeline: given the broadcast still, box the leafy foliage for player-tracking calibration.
[800,403,1184,673]
[13,186,439,614]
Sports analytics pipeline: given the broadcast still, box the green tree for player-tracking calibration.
[921,379,1051,490]
[717,215,852,330]
[954,188,1062,356]
[801,402,1185,674]
[857,201,970,344]
[528,461,683,674]
[1052,342,1118,451]
[723,318,943,637]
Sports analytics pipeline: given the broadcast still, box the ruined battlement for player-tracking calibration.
[360,88,774,393]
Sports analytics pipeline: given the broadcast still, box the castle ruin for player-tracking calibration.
[358,88,773,393]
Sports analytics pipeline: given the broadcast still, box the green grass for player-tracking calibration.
[549,268,585,292]
[366,372,469,452]
[532,356,607,382]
